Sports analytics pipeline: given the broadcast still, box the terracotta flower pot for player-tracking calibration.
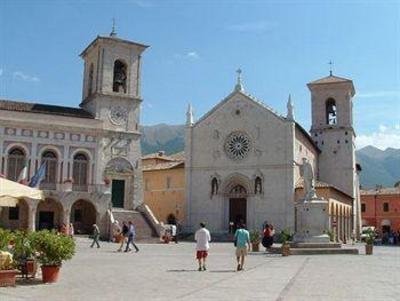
[41,265,60,283]
[365,244,373,255]
[251,242,260,252]
[281,243,290,256]
[26,259,37,278]
[0,270,18,287]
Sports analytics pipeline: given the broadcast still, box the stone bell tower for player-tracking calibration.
[307,73,356,198]
[79,27,149,132]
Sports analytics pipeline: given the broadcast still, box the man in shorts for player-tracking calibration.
[234,223,250,271]
[194,222,211,271]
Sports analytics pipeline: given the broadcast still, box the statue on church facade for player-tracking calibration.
[294,158,317,200]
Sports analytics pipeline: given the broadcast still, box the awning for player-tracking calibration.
[381,219,391,226]
[0,177,44,207]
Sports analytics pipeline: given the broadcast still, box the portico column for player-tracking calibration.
[28,204,36,231]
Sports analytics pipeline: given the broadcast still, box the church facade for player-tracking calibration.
[0,32,152,237]
[185,72,361,240]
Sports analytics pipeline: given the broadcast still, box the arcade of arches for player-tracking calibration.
[0,198,97,235]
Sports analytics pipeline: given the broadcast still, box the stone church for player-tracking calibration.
[0,31,155,238]
[185,71,362,241]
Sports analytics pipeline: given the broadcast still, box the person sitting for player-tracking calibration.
[262,224,274,250]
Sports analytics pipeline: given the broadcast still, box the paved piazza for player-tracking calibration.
[1,238,399,301]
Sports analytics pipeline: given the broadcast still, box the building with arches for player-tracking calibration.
[185,73,362,241]
[0,32,154,238]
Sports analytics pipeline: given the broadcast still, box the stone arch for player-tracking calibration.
[4,143,30,157]
[70,199,97,234]
[222,173,252,196]
[36,198,64,230]
[6,146,27,182]
[113,59,128,93]
[326,98,337,125]
[70,148,93,162]
[38,145,62,160]
[104,157,134,175]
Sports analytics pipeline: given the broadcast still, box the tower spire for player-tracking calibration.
[286,94,295,121]
[110,18,117,37]
[234,68,244,92]
[186,103,194,126]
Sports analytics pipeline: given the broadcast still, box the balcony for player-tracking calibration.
[39,183,111,194]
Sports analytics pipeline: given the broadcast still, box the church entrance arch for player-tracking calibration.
[228,185,248,231]
[36,199,63,230]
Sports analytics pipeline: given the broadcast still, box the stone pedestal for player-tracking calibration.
[294,197,330,243]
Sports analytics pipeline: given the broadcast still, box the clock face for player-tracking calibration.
[109,106,128,126]
[224,131,251,160]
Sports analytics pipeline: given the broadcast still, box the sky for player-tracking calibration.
[0,0,399,150]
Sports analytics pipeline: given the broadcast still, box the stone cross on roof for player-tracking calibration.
[234,68,244,92]
[110,18,117,37]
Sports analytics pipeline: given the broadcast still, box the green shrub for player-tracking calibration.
[365,228,375,245]
[249,230,261,243]
[0,228,13,251]
[278,229,292,244]
[30,230,75,266]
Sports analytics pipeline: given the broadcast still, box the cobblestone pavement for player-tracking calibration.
[1,238,399,301]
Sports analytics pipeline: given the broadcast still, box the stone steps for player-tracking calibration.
[112,209,157,240]
[289,242,342,249]
[269,246,359,255]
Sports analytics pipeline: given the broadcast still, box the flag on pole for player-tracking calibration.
[17,162,28,185]
[29,162,46,188]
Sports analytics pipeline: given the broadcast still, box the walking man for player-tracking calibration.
[234,223,250,271]
[118,221,129,252]
[125,221,139,253]
[194,222,211,271]
[90,224,101,248]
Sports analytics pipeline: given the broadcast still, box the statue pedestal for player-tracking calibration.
[294,197,330,243]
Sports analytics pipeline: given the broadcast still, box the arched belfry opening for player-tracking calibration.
[113,60,127,93]
[88,63,94,95]
[326,98,337,125]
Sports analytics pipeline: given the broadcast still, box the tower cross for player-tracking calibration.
[328,60,333,76]
[110,18,117,37]
[234,68,244,92]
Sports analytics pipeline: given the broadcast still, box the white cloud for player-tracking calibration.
[357,124,400,150]
[357,90,400,98]
[173,51,200,61]
[130,0,154,8]
[13,71,40,82]
[226,20,277,33]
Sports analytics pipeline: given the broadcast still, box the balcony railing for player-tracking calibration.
[39,183,111,194]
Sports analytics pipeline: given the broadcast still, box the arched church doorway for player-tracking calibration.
[228,185,247,231]
[70,199,96,234]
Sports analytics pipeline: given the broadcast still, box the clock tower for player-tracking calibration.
[79,31,149,209]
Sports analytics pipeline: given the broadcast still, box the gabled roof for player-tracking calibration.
[194,89,286,128]
[80,35,149,57]
[308,75,352,85]
[142,161,184,171]
[0,99,94,119]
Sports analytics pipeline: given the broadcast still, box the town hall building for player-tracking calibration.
[185,71,362,241]
[0,31,155,238]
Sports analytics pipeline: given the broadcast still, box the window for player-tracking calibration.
[166,176,171,189]
[112,60,127,93]
[361,203,366,213]
[326,98,337,125]
[383,202,389,212]
[41,151,57,186]
[7,148,25,181]
[73,153,88,187]
[8,206,19,220]
[88,63,94,95]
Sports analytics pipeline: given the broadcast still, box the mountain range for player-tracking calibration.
[140,124,400,188]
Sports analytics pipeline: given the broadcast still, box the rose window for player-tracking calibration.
[224,132,251,160]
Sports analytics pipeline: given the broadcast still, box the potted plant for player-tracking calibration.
[279,229,291,257]
[63,178,74,191]
[0,228,18,287]
[365,228,375,255]
[13,230,37,278]
[250,230,261,252]
[31,230,75,283]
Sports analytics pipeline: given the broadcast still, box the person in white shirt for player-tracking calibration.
[194,222,211,271]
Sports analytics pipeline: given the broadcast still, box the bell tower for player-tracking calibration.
[307,74,356,198]
[79,30,149,131]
